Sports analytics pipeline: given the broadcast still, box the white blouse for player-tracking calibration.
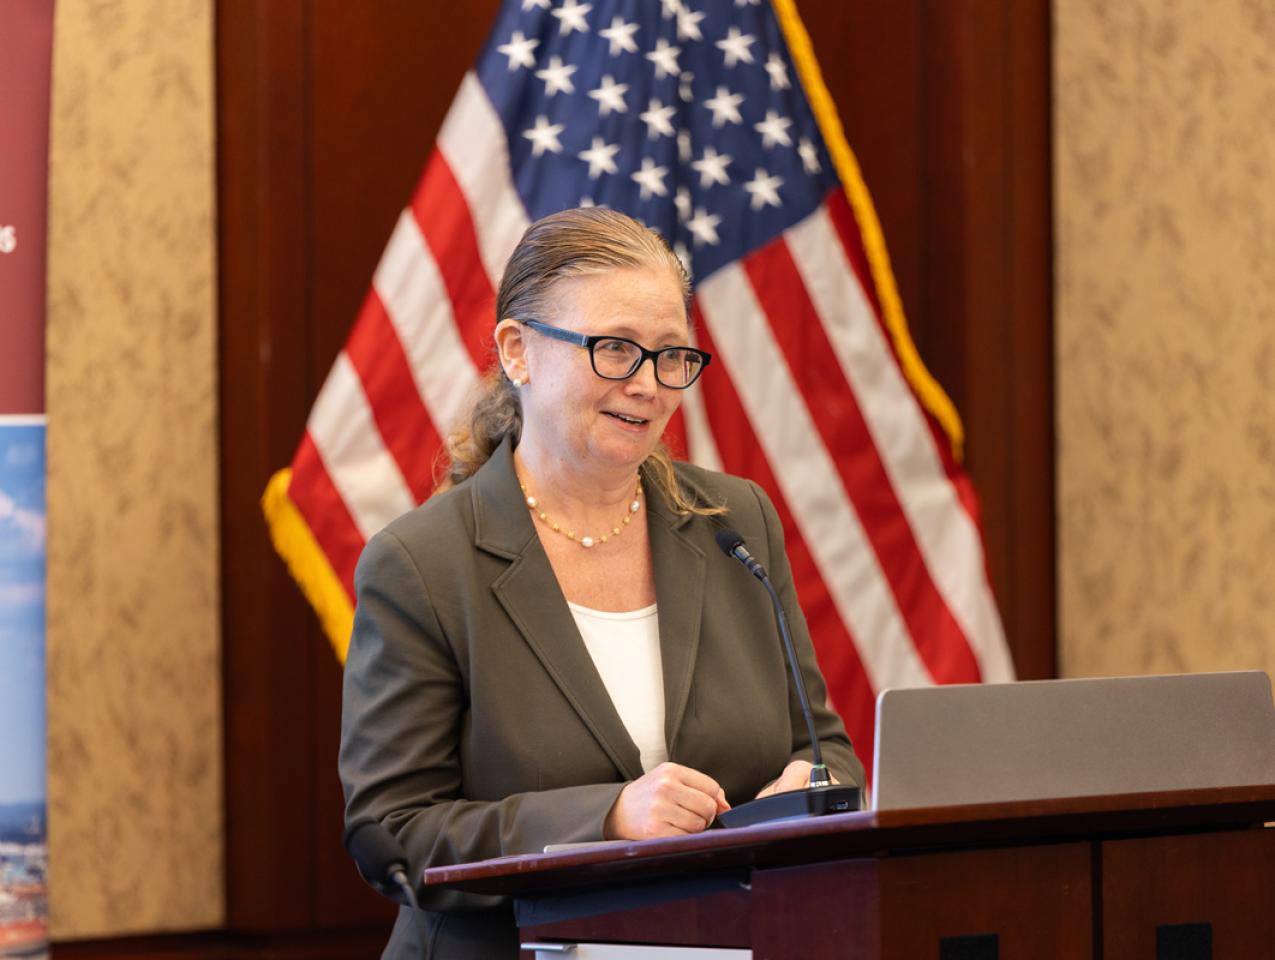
[567,601,669,773]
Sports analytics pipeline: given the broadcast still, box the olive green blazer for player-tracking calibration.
[339,437,863,956]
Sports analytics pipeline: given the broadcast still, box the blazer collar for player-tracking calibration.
[471,438,707,778]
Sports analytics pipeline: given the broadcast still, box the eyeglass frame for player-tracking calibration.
[516,318,712,390]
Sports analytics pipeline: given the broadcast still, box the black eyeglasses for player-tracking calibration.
[519,319,712,389]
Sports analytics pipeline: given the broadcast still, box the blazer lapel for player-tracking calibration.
[646,478,706,759]
[472,439,645,782]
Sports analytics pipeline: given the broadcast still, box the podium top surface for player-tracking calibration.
[421,783,1275,898]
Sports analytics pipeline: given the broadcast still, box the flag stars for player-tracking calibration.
[535,56,577,96]
[765,53,791,90]
[589,75,629,115]
[498,31,538,71]
[675,186,692,221]
[646,38,682,79]
[687,207,722,247]
[599,16,639,55]
[676,5,706,41]
[677,129,693,163]
[578,137,621,178]
[704,86,744,127]
[640,98,677,139]
[798,137,822,174]
[678,70,695,104]
[755,110,793,149]
[744,167,784,209]
[660,0,683,19]
[692,146,732,187]
[523,115,565,156]
[522,0,550,9]
[631,157,670,199]
[552,0,592,35]
[716,27,756,67]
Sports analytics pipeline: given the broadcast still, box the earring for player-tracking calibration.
[512,377,524,388]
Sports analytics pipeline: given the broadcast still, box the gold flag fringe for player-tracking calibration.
[261,468,355,662]
[772,0,966,460]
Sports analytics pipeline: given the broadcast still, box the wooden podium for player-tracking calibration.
[424,785,1275,959]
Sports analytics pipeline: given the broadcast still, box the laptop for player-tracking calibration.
[871,670,1275,810]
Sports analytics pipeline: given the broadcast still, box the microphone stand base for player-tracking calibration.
[716,784,862,829]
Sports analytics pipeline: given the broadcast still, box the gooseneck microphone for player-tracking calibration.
[714,528,861,827]
[344,819,428,957]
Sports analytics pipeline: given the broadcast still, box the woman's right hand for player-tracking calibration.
[603,762,731,840]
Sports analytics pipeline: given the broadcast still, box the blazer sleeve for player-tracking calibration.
[750,480,867,791]
[339,528,625,911]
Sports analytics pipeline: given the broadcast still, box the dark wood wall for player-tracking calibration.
[66,1,1053,955]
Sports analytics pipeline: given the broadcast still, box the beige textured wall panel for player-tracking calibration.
[45,0,221,937]
[1056,1,1275,678]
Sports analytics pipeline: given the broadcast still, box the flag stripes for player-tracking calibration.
[373,210,481,434]
[307,352,415,541]
[436,73,529,288]
[697,255,932,694]
[344,293,443,504]
[410,151,499,370]
[742,224,982,685]
[266,2,1015,783]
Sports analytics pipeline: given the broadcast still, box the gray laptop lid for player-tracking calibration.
[872,671,1275,810]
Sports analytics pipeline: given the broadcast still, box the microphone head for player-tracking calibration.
[715,527,745,557]
[343,818,409,894]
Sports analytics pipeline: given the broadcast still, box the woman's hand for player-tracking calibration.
[604,762,731,840]
[754,760,839,799]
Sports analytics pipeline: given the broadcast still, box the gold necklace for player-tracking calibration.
[519,478,642,549]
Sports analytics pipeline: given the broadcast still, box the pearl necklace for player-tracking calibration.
[520,479,642,549]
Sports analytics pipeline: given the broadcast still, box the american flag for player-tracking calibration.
[263,0,1015,782]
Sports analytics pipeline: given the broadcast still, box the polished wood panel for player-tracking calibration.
[218,0,324,931]
[1102,828,1275,956]
[750,859,881,960]
[879,844,1091,959]
[521,881,752,950]
[915,0,1055,679]
[518,845,1092,960]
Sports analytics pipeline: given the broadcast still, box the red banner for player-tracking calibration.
[0,0,54,415]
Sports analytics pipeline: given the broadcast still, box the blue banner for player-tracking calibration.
[0,422,46,956]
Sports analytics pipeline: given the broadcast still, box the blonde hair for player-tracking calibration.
[437,207,724,518]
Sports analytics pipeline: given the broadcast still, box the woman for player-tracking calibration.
[340,207,864,958]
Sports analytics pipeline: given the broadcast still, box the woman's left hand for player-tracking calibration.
[754,760,839,799]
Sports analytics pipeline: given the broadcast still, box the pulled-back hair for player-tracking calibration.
[437,207,724,517]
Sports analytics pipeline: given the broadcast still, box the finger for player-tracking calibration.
[773,770,810,794]
[667,782,720,826]
[657,797,712,834]
[662,763,726,802]
[769,761,814,795]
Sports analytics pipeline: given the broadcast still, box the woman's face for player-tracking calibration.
[516,265,689,478]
